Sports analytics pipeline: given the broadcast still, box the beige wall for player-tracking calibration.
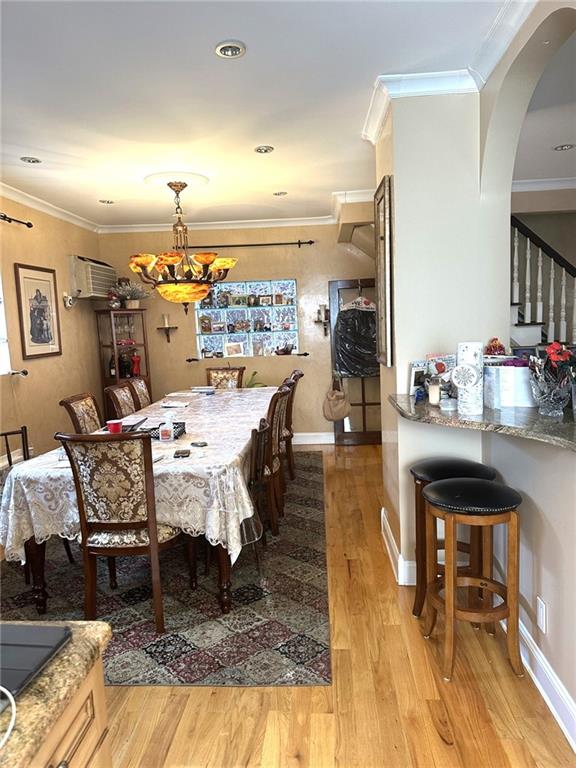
[516,211,576,268]
[375,111,400,549]
[0,196,101,455]
[512,187,576,214]
[97,224,376,435]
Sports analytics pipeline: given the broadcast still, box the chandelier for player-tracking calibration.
[128,181,236,314]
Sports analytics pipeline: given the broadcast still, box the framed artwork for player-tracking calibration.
[374,175,394,367]
[14,264,62,359]
[259,295,272,306]
[224,341,244,357]
[409,361,427,395]
[229,295,248,307]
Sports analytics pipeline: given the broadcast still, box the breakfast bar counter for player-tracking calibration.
[388,394,576,453]
[0,621,111,768]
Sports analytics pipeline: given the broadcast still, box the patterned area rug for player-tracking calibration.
[0,452,331,686]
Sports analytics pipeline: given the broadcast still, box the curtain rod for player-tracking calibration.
[184,239,314,251]
[0,212,33,228]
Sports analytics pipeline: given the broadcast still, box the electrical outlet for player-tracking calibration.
[536,595,547,634]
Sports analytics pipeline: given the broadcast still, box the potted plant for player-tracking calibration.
[529,342,576,418]
[114,279,150,309]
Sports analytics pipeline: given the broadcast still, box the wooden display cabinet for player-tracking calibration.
[95,309,151,418]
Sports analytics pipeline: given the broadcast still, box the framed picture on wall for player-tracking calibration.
[374,175,394,367]
[14,264,62,359]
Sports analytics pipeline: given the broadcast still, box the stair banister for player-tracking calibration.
[536,248,543,324]
[512,228,520,304]
[524,239,532,323]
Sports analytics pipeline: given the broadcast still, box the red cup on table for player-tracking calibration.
[107,420,122,434]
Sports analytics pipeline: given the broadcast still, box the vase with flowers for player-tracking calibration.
[529,342,576,418]
[113,279,150,309]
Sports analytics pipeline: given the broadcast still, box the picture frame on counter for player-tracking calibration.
[14,263,62,359]
[409,360,428,395]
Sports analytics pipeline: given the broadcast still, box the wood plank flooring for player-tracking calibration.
[106,445,575,767]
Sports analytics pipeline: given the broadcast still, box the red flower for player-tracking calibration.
[546,342,571,368]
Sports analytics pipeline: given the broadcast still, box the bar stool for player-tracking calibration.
[422,478,523,681]
[410,458,497,617]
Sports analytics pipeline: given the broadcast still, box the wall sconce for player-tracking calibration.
[314,304,330,336]
[62,290,81,309]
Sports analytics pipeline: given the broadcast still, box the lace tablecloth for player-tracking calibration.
[0,387,276,565]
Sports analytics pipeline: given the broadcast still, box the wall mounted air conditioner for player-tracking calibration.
[71,255,117,299]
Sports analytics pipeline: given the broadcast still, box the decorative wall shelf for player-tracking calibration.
[157,326,178,343]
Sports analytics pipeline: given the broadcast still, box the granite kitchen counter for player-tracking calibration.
[389,394,576,452]
[0,620,111,768]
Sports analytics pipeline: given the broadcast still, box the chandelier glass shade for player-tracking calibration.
[129,181,236,313]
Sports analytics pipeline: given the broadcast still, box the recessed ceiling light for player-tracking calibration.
[273,191,288,196]
[215,40,246,59]
[255,145,274,154]
[144,171,209,186]
[20,156,41,164]
[553,144,575,151]
[542,40,551,45]
[99,199,115,205]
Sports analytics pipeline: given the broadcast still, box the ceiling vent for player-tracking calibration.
[71,255,117,298]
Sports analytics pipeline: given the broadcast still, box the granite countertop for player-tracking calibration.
[389,395,576,453]
[0,621,111,768]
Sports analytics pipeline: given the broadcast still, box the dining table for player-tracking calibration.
[0,386,277,615]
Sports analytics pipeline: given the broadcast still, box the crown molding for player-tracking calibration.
[512,177,576,192]
[0,182,98,232]
[362,0,536,145]
[362,70,478,145]
[361,80,391,145]
[331,189,375,219]
[96,214,336,235]
[469,0,538,87]
[0,181,338,233]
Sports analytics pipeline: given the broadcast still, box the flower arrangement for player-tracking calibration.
[529,342,576,417]
[114,280,150,300]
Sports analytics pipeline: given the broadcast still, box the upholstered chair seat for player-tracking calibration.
[55,430,196,633]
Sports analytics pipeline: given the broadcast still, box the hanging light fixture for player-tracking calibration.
[128,181,237,314]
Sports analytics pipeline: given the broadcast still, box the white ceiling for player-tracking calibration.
[514,34,576,182]
[1,1,538,227]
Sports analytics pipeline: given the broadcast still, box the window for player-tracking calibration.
[196,279,299,358]
[0,275,11,375]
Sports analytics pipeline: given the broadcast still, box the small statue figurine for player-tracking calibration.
[485,337,506,356]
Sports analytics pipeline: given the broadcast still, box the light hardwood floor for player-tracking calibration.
[106,445,576,767]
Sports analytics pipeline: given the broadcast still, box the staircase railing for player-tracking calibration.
[511,215,576,345]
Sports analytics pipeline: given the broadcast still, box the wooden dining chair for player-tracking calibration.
[281,370,304,480]
[206,366,246,389]
[248,418,272,540]
[59,393,103,434]
[127,377,152,410]
[104,383,137,419]
[0,426,75,582]
[55,430,196,633]
[265,386,292,532]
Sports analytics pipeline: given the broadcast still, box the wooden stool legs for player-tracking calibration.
[423,503,524,681]
[412,479,427,617]
[506,511,523,677]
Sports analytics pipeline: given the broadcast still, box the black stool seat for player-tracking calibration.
[423,478,522,514]
[410,458,496,483]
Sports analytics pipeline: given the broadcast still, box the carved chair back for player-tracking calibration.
[59,394,103,434]
[206,366,246,389]
[127,377,152,410]
[104,384,137,419]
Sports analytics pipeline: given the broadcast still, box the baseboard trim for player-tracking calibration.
[293,432,334,445]
[380,507,416,586]
[497,617,576,752]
